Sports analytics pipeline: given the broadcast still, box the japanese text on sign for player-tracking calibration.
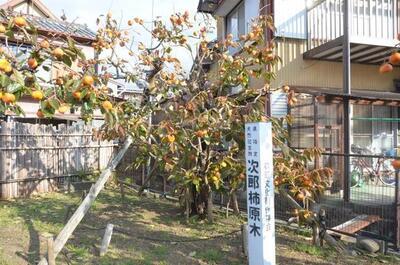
[245,122,276,265]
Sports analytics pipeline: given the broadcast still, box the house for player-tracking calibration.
[0,0,141,125]
[198,0,400,249]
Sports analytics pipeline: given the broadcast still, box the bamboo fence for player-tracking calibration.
[0,121,116,199]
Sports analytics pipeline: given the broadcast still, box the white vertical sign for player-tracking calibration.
[245,122,275,265]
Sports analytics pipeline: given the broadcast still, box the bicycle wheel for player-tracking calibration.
[379,163,396,186]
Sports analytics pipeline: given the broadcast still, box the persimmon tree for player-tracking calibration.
[92,12,333,224]
[0,8,333,241]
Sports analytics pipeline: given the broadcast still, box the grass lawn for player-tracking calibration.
[0,187,399,265]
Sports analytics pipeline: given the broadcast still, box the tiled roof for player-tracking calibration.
[197,0,221,13]
[0,0,96,42]
[26,15,96,42]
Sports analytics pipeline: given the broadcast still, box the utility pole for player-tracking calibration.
[343,0,351,202]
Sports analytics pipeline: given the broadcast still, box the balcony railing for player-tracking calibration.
[307,0,399,50]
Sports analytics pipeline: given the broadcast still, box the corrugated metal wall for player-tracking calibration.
[271,38,400,91]
[271,92,288,118]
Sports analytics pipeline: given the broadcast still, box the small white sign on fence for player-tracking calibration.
[245,122,276,265]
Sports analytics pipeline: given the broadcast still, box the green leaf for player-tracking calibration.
[167,174,176,181]
[64,79,75,89]
[105,111,115,126]
[0,74,10,87]
[67,37,76,49]
[42,65,51,72]
[0,103,5,113]
[64,48,77,61]
[80,89,88,99]
[5,30,14,39]
[41,101,55,115]
[76,49,86,60]
[42,108,54,116]
[90,92,97,103]
[62,55,72,67]
[48,98,60,110]
[12,105,25,116]
[7,83,24,93]
[12,69,25,85]
[82,101,90,112]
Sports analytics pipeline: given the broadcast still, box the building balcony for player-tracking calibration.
[303,0,399,64]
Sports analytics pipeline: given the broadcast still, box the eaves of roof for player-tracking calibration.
[0,11,97,44]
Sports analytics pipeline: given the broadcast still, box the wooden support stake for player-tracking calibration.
[47,235,55,265]
[120,180,125,204]
[279,188,346,252]
[312,224,320,246]
[38,137,133,265]
[99,224,114,256]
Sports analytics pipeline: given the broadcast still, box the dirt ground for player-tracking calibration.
[0,188,399,265]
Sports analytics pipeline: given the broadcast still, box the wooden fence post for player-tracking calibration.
[0,121,6,199]
[38,137,132,265]
[99,224,114,256]
[0,122,12,199]
[47,235,56,265]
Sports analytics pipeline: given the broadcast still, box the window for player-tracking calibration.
[6,43,53,83]
[352,105,394,153]
[8,43,31,60]
[226,1,245,40]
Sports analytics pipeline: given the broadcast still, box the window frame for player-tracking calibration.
[8,42,32,60]
[225,0,245,40]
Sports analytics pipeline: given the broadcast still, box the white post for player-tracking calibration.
[245,122,275,265]
[46,235,55,265]
[99,224,114,256]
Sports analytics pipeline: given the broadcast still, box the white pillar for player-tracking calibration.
[245,122,276,265]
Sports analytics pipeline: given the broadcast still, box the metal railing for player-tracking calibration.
[307,0,399,50]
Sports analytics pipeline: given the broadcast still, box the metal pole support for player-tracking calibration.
[343,0,352,202]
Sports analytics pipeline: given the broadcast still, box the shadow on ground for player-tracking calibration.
[0,188,398,265]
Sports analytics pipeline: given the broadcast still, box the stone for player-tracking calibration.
[356,236,380,253]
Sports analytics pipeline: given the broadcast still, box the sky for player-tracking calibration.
[39,0,216,73]
[41,0,202,31]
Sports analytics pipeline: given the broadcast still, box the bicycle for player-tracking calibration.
[350,145,396,187]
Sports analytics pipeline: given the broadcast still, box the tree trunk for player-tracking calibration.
[226,195,231,218]
[138,160,159,196]
[186,183,214,221]
[231,192,240,215]
[185,187,190,222]
[207,191,214,223]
